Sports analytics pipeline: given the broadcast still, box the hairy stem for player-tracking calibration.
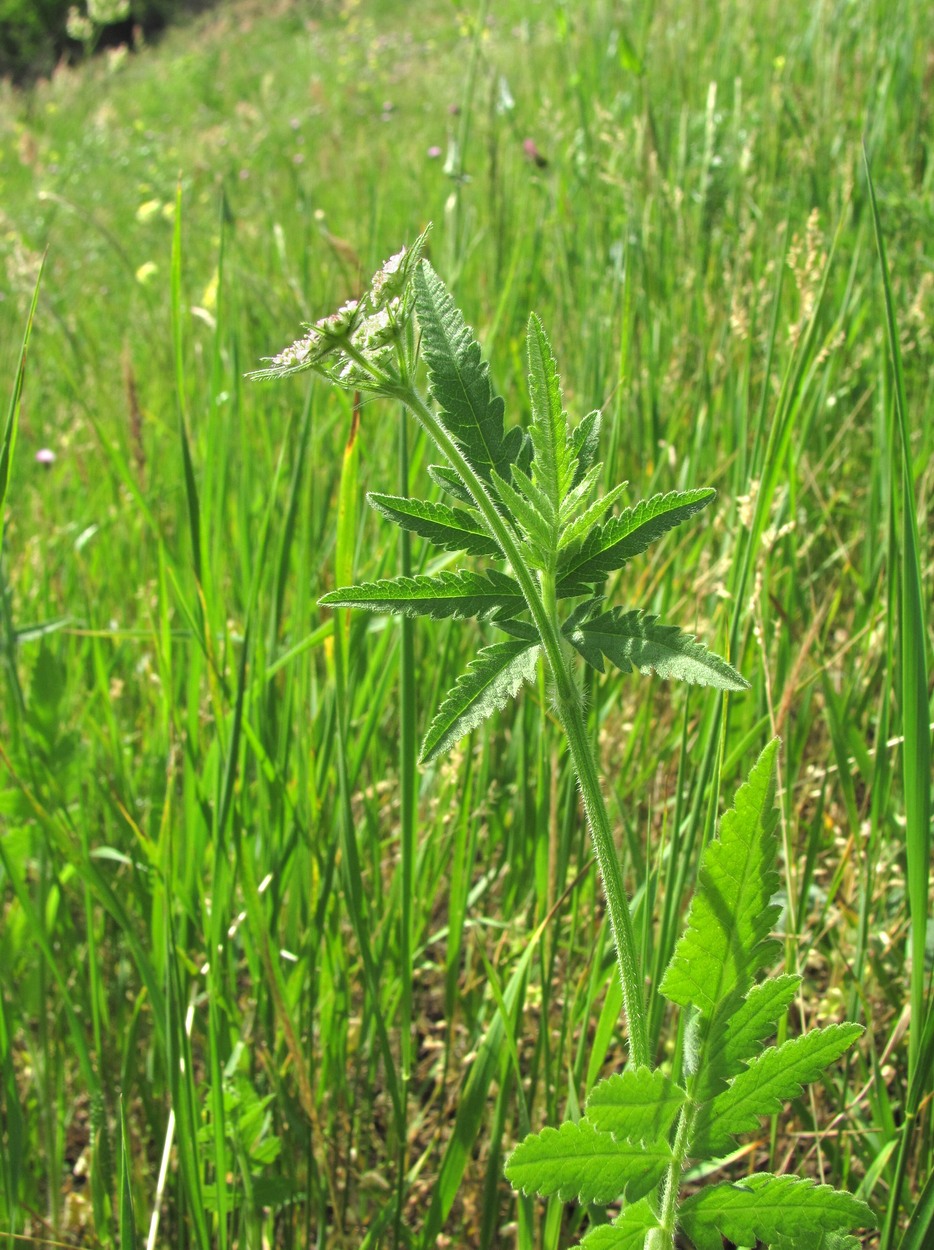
[394,384,650,1069]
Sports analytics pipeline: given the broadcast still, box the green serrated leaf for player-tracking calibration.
[565,608,748,691]
[491,468,553,560]
[693,1023,864,1156]
[557,487,716,592]
[569,409,601,487]
[585,1066,687,1143]
[414,262,522,484]
[661,740,781,1018]
[527,313,573,512]
[679,1174,876,1250]
[367,492,500,557]
[419,640,540,763]
[427,463,476,505]
[579,1199,661,1248]
[694,973,802,1102]
[559,478,628,551]
[494,618,539,642]
[774,1231,863,1250]
[319,569,524,621]
[505,1119,671,1205]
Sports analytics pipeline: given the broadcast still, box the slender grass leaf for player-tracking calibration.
[526,313,573,511]
[414,261,523,483]
[368,491,501,557]
[565,608,748,690]
[679,1174,876,1250]
[557,487,716,592]
[420,639,540,763]
[505,1120,672,1204]
[0,253,43,529]
[898,1160,934,1250]
[694,1023,864,1156]
[579,1200,661,1248]
[320,569,525,620]
[585,1066,687,1142]
[118,1095,138,1250]
[661,740,781,1016]
[865,151,932,1087]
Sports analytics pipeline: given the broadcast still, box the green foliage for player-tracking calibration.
[505,742,874,1248]
[305,264,744,762]
[413,262,527,489]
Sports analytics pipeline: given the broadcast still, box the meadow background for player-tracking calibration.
[0,0,932,1246]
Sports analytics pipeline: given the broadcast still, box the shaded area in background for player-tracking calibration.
[0,0,223,83]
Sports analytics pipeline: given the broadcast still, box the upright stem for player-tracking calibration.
[395,385,650,1070]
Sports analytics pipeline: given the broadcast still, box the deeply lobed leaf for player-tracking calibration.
[319,569,524,621]
[585,1066,687,1143]
[526,314,574,517]
[678,1174,876,1250]
[693,973,801,1103]
[414,263,524,486]
[505,1119,672,1205]
[419,640,540,763]
[565,607,748,691]
[367,492,501,557]
[557,487,716,593]
[692,1023,864,1157]
[660,740,781,1018]
[579,1200,661,1248]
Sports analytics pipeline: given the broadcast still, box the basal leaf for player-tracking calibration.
[505,1120,671,1205]
[693,1023,864,1157]
[679,1174,876,1250]
[557,487,716,593]
[694,973,801,1102]
[527,314,573,513]
[579,1200,661,1249]
[565,608,748,691]
[319,569,524,621]
[419,640,540,763]
[367,492,501,557]
[660,740,781,1018]
[585,1066,687,1143]
[414,262,523,484]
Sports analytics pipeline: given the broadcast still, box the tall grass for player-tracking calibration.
[0,0,931,1246]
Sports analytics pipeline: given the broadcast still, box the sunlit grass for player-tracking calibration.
[0,0,931,1246]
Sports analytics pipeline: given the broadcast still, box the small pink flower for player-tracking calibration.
[523,137,548,168]
[36,448,56,466]
[427,145,442,159]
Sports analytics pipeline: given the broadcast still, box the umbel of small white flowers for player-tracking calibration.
[247,228,431,392]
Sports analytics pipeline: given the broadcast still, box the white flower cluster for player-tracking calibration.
[249,227,430,386]
[67,0,129,42]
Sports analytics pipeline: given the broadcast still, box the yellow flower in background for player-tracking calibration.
[136,199,161,223]
[135,261,158,285]
[201,267,219,313]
